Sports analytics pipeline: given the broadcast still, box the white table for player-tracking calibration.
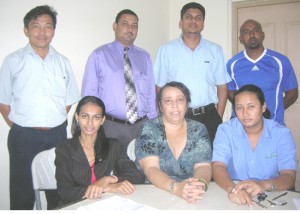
[61,182,300,210]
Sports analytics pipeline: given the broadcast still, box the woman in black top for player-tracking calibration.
[55,96,145,205]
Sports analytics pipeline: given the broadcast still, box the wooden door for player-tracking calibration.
[232,0,300,191]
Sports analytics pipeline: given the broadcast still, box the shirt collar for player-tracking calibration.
[24,43,56,57]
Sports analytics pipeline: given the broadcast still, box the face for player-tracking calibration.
[180,8,204,36]
[239,20,264,50]
[24,14,55,51]
[75,102,105,137]
[160,86,188,124]
[113,14,138,47]
[234,92,266,130]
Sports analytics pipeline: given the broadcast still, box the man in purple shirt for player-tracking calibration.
[81,9,157,150]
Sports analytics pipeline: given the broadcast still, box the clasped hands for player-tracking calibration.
[228,180,265,207]
[178,178,207,203]
[83,176,135,200]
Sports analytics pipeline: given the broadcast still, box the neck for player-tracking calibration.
[182,34,201,51]
[80,134,96,149]
[245,47,264,60]
[163,118,186,133]
[244,122,264,137]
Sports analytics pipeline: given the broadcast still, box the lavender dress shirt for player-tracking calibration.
[82,40,157,120]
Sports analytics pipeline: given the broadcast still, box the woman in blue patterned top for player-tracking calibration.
[135,81,212,203]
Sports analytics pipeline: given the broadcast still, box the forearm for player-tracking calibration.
[66,105,71,114]
[212,162,235,193]
[193,164,212,184]
[144,167,174,191]
[0,103,12,127]
[284,88,298,110]
[216,84,228,118]
[260,170,296,191]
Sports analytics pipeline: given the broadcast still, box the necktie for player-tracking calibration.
[124,47,138,124]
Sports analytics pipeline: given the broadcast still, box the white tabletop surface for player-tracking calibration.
[61,182,300,210]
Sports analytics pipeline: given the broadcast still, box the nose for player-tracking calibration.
[171,100,178,108]
[87,117,93,125]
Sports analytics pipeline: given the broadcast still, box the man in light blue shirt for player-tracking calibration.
[0,5,80,210]
[154,2,230,145]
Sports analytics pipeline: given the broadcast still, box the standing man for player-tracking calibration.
[227,19,298,125]
[0,5,80,210]
[81,9,157,151]
[154,2,230,145]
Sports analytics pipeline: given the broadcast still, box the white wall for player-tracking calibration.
[0,0,231,209]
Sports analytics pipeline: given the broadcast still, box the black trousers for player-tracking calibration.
[187,105,222,148]
[103,117,147,152]
[8,122,67,210]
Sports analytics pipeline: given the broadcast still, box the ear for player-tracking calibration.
[75,113,79,122]
[239,35,243,44]
[179,20,182,29]
[113,22,117,32]
[24,27,29,37]
[101,116,106,125]
[262,102,267,113]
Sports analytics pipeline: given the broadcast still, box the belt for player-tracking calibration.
[31,121,67,131]
[106,115,147,125]
[32,127,52,131]
[188,103,215,115]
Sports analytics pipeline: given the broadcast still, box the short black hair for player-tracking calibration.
[115,9,138,23]
[23,5,57,29]
[181,2,205,20]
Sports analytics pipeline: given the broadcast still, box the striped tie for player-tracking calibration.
[124,47,138,124]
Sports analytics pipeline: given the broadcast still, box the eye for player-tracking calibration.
[94,115,102,120]
[81,114,88,119]
[177,98,185,103]
[235,106,242,111]
[248,105,255,109]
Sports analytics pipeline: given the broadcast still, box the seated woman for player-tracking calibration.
[135,81,212,203]
[55,96,145,205]
[212,84,296,207]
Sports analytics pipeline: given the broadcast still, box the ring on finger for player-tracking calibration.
[234,198,240,203]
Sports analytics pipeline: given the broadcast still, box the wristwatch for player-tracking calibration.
[268,181,276,191]
[168,181,177,194]
[270,182,276,191]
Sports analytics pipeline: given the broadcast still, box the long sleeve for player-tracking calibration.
[55,139,90,204]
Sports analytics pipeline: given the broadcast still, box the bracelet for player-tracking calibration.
[198,178,208,192]
[168,181,177,194]
[110,175,118,182]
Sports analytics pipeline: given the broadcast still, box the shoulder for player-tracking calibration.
[264,119,292,134]
[3,46,28,63]
[107,138,123,151]
[132,45,150,55]
[219,117,240,131]
[158,38,181,50]
[56,138,79,153]
[201,38,223,50]
[227,51,244,63]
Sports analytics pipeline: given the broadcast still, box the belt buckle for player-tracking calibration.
[192,106,205,115]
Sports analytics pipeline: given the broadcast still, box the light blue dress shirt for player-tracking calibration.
[0,44,80,127]
[82,40,157,120]
[212,117,297,181]
[154,36,231,108]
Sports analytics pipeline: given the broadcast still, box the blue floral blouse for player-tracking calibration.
[135,117,212,182]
